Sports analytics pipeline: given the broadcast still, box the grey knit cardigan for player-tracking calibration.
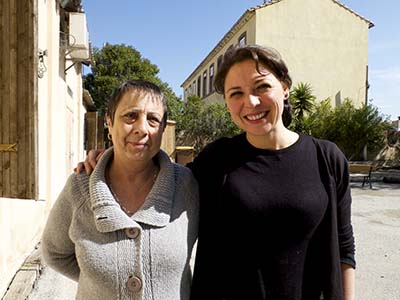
[41,147,199,300]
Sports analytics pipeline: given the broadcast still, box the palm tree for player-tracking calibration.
[289,82,316,132]
[290,82,316,119]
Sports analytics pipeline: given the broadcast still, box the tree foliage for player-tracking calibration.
[175,95,241,153]
[296,96,391,160]
[83,43,182,117]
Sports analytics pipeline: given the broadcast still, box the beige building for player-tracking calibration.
[0,0,95,296]
[182,0,373,108]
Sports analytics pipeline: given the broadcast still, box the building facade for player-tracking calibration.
[181,0,373,108]
[0,0,92,296]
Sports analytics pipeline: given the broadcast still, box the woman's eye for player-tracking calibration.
[229,91,242,98]
[148,116,161,126]
[124,112,137,122]
[256,83,271,91]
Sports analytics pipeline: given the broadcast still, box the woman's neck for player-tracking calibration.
[108,158,157,185]
[246,128,299,150]
[105,158,159,215]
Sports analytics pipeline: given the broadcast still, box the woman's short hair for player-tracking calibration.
[106,79,168,126]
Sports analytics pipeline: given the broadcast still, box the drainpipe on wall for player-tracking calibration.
[365,65,370,106]
[362,65,370,160]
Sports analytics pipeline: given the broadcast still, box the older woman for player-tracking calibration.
[41,80,199,300]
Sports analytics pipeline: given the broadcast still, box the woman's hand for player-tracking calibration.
[74,149,105,175]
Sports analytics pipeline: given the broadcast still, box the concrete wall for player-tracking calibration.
[0,0,87,296]
[255,0,369,107]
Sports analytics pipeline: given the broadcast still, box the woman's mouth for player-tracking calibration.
[127,141,148,149]
[245,111,267,121]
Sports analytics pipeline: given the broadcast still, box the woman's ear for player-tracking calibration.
[284,92,289,100]
[106,115,112,131]
[283,85,290,99]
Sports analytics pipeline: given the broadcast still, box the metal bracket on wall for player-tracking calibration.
[65,61,77,73]
[0,143,18,152]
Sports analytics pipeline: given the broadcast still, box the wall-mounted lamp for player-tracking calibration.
[38,49,48,78]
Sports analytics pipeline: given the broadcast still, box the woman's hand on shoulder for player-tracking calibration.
[74,149,105,175]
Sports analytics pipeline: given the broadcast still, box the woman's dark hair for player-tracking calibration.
[106,79,167,126]
[214,44,293,126]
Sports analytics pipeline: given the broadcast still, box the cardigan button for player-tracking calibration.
[127,275,142,292]
[125,227,140,239]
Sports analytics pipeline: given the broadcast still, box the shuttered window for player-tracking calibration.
[0,0,38,199]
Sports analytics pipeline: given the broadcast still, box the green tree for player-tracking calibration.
[83,43,182,117]
[332,99,391,160]
[306,98,391,160]
[289,82,316,132]
[303,98,334,138]
[202,102,242,145]
[176,96,241,153]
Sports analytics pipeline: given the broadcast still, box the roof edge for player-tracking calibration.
[333,0,374,28]
[181,9,255,87]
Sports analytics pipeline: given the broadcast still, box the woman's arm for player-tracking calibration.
[41,175,80,281]
[333,146,356,299]
[342,263,355,300]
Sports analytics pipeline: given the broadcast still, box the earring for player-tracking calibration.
[107,133,112,140]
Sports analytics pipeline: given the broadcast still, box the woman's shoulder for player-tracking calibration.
[302,134,349,178]
[157,149,197,185]
[206,133,244,149]
[61,172,91,208]
[301,134,344,158]
[187,134,245,182]
[195,134,244,163]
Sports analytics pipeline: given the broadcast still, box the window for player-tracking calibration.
[238,32,247,46]
[192,80,196,96]
[217,55,223,72]
[202,71,207,97]
[197,76,201,97]
[209,64,214,94]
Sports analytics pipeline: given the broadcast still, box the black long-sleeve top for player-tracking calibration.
[188,133,355,300]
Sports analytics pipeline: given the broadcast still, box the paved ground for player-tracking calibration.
[350,182,400,299]
[27,267,77,300]
[23,181,400,299]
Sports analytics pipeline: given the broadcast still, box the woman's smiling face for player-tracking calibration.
[224,59,289,138]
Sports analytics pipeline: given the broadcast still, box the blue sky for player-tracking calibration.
[82,0,400,121]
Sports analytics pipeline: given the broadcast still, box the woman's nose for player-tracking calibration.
[245,94,261,107]
[133,117,148,136]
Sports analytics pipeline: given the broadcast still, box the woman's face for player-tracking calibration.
[107,90,165,164]
[224,59,289,138]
